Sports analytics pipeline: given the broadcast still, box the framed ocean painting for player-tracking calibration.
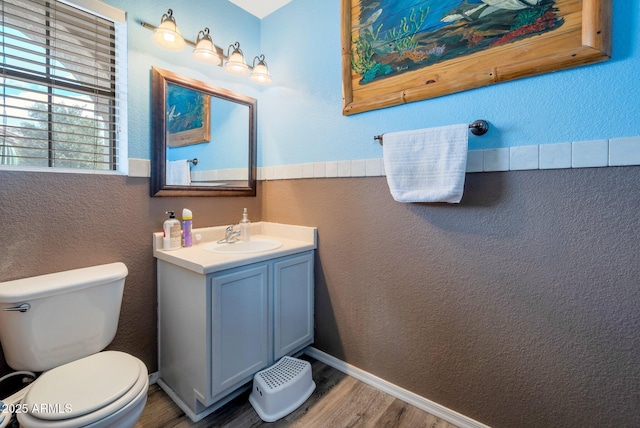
[166,82,211,147]
[341,0,611,115]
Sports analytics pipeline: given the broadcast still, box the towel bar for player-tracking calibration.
[187,158,198,166]
[374,120,488,145]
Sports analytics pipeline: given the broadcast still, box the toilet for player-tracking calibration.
[0,263,148,427]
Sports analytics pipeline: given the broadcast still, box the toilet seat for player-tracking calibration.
[17,351,148,428]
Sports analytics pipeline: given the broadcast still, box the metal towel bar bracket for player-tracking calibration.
[374,120,489,145]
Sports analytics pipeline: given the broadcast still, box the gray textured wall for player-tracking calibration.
[1,167,638,428]
[261,167,640,428]
[0,171,260,377]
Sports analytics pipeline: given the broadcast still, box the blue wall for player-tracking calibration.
[167,97,250,170]
[110,0,639,167]
[260,0,640,164]
[106,0,261,160]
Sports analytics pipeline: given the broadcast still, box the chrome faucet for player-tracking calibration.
[217,225,241,244]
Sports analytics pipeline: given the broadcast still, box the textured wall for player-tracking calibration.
[0,171,261,378]
[1,166,637,427]
[261,167,640,428]
[260,0,640,164]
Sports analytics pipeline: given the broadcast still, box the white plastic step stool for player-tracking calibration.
[249,356,316,422]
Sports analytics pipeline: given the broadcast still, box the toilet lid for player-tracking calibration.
[23,351,141,421]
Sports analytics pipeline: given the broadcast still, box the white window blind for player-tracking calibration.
[0,0,127,172]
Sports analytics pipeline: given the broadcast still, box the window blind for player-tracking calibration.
[0,0,127,172]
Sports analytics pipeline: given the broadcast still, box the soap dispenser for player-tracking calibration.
[239,208,251,241]
[163,211,181,250]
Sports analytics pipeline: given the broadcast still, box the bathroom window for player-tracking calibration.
[0,0,128,173]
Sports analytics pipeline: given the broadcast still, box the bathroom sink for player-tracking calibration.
[202,238,283,254]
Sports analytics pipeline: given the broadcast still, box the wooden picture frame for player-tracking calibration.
[341,0,611,116]
[166,82,211,147]
[151,67,257,197]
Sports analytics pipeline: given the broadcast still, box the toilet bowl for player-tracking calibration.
[17,352,148,428]
[0,263,149,428]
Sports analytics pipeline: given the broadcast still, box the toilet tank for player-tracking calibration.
[0,262,128,372]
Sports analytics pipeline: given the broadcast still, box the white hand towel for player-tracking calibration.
[166,159,191,185]
[382,124,468,203]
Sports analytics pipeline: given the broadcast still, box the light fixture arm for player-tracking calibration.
[161,9,177,27]
[226,42,243,59]
[196,27,212,44]
[252,54,267,68]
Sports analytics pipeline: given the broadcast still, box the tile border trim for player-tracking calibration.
[128,136,640,179]
[259,136,640,180]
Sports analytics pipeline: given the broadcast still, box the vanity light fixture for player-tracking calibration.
[224,42,249,76]
[249,55,272,85]
[141,11,271,84]
[192,28,222,66]
[151,9,186,51]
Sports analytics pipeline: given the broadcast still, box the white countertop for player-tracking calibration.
[153,222,317,274]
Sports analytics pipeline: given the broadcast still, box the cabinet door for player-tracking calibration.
[273,252,314,360]
[210,264,270,398]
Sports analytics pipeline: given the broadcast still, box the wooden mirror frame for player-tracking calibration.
[341,0,611,115]
[151,67,257,197]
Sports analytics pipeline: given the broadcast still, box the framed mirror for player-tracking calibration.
[151,67,257,196]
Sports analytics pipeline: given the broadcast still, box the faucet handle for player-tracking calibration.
[225,224,240,236]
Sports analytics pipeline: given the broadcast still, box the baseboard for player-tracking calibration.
[148,371,159,385]
[156,378,250,423]
[303,347,490,428]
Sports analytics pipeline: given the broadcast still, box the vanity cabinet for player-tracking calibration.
[210,263,270,396]
[272,254,314,359]
[157,250,314,421]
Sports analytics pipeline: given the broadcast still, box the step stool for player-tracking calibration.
[249,356,316,422]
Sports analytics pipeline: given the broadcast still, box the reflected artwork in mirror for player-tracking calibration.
[151,67,257,196]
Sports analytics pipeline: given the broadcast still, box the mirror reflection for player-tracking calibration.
[151,67,256,197]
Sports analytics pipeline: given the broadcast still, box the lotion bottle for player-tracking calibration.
[163,211,182,250]
[239,208,251,241]
[182,208,193,247]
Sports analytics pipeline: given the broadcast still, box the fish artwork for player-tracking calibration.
[481,0,541,10]
[351,0,563,84]
[441,0,542,23]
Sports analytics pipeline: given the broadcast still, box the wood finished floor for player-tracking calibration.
[135,357,458,428]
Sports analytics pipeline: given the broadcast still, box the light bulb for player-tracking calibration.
[151,10,185,51]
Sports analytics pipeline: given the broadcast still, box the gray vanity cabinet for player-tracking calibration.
[273,252,314,359]
[157,250,314,422]
[211,263,270,397]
